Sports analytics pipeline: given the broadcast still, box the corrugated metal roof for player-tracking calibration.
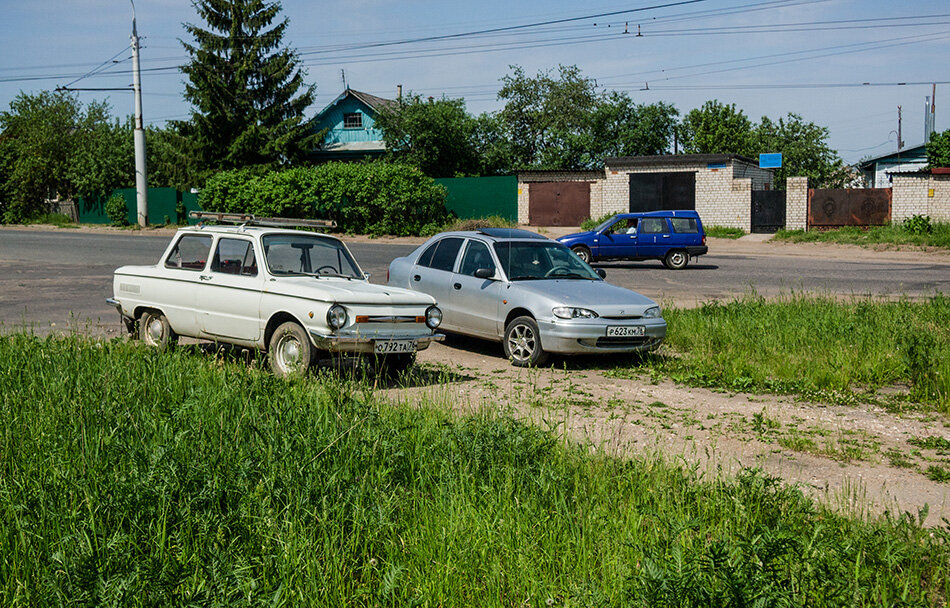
[605,153,760,167]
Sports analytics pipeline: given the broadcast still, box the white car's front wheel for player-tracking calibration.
[139,310,176,350]
[268,322,314,378]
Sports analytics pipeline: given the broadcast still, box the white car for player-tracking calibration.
[107,214,443,377]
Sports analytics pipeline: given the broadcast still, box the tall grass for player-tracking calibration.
[638,293,950,409]
[704,225,745,239]
[1,335,949,605]
[774,221,950,248]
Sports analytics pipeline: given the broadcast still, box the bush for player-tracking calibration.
[902,214,933,235]
[104,193,128,226]
[581,212,616,231]
[200,163,451,236]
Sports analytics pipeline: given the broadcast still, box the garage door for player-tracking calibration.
[629,172,696,212]
[528,182,591,226]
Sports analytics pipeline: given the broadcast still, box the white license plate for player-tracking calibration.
[606,325,646,337]
[374,339,417,354]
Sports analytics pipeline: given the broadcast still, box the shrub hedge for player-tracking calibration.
[199,163,451,236]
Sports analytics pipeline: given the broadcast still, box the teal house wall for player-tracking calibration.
[309,89,393,162]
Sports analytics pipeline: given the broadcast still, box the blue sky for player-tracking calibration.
[1,0,947,163]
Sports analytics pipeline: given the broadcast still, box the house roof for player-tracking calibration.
[313,88,394,119]
[856,144,928,169]
[604,153,760,167]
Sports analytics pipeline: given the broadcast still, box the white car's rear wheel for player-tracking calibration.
[138,311,176,350]
[503,316,549,367]
[268,322,314,378]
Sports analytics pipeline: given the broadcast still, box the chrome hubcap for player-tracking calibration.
[671,252,685,265]
[507,324,536,362]
[146,317,164,343]
[276,335,301,371]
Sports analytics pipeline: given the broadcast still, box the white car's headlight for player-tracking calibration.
[553,306,599,319]
[425,305,442,329]
[643,306,662,319]
[326,304,348,329]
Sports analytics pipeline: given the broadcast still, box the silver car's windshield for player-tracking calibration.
[262,234,362,278]
[493,241,601,281]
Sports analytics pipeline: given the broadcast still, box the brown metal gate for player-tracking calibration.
[808,188,891,228]
[528,182,591,226]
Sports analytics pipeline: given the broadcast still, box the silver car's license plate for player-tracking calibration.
[374,339,417,354]
[606,325,645,337]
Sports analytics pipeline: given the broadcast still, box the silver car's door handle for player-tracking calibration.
[453,283,462,290]
[200,275,213,281]
[413,274,421,282]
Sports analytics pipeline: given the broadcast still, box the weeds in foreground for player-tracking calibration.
[2,334,949,605]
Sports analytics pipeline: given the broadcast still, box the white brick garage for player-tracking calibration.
[603,154,773,231]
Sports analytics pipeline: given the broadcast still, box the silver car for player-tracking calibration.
[387,228,666,366]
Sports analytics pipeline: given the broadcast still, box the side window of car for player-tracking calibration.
[165,235,213,270]
[424,237,463,272]
[670,217,699,233]
[625,218,639,234]
[640,217,668,234]
[608,219,628,233]
[211,238,257,276]
[416,241,439,267]
[459,240,493,276]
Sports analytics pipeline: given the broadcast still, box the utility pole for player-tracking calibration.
[131,0,148,227]
[896,105,904,152]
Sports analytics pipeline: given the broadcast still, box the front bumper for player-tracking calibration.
[309,329,445,354]
[536,317,667,354]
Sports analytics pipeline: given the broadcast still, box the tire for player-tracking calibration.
[138,310,176,350]
[503,316,549,367]
[374,352,416,380]
[663,249,688,270]
[268,321,314,378]
[571,245,592,264]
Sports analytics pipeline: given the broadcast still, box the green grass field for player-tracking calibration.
[625,293,950,411]
[1,334,949,606]
[774,221,950,249]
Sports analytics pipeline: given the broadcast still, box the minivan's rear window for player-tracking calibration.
[671,218,699,233]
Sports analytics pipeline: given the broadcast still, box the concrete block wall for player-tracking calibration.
[695,168,751,231]
[892,174,950,222]
[516,171,604,224]
[785,176,808,230]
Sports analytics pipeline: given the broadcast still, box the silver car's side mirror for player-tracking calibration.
[474,267,495,279]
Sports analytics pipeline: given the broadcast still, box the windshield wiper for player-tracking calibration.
[508,275,544,281]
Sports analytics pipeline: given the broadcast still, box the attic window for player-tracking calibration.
[343,112,362,129]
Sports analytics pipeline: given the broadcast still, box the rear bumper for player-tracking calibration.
[537,318,667,354]
[686,246,708,256]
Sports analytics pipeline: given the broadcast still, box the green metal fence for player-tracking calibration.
[434,176,517,221]
[78,188,202,225]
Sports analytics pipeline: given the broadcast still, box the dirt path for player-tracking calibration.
[387,338,950,526]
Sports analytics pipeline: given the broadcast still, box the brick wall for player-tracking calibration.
[516,171,604,224]
[892,174,950,222]
[785,177,808,230]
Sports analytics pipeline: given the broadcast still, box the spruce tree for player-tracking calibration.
[179,0,315,174]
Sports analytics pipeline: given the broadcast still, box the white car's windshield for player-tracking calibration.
[262,234,363,278]
[493,241,601,281]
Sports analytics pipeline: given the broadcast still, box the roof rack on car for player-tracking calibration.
[189,211,336,230]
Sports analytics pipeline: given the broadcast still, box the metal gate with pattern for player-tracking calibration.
[751,190,786,233]
[808,188,891,228]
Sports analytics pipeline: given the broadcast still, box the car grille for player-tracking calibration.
[599,315,642,320]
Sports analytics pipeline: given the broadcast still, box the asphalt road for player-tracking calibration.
[1,228,949,334]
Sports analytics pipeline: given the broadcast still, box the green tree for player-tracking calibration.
[495,65,600,169]
[178,0,315,177]
[375,94,480,177]
[146,124,202,191]
[589,93,679,161]
[0,91,133,222]
[755,113,850,188]
[679,100,756,156]
[926,128,950,168]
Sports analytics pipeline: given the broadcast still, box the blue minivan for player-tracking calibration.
[557,210,708,270]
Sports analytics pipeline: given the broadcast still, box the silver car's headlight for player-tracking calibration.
[326,304,348,329]
[425,305,442,329]
[643,306,662,319]
[553,306,599,319]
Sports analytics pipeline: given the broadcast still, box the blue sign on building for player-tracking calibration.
[759,153,782,168]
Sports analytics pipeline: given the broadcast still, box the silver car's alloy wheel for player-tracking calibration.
[268,321,314,378]
[503,316,549,367]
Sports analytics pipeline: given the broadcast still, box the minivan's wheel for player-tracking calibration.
[139,310,176,349]
[268,322,314,378]
[663,250,688,270]
[571,245,592,264]
[503,316,549,367]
